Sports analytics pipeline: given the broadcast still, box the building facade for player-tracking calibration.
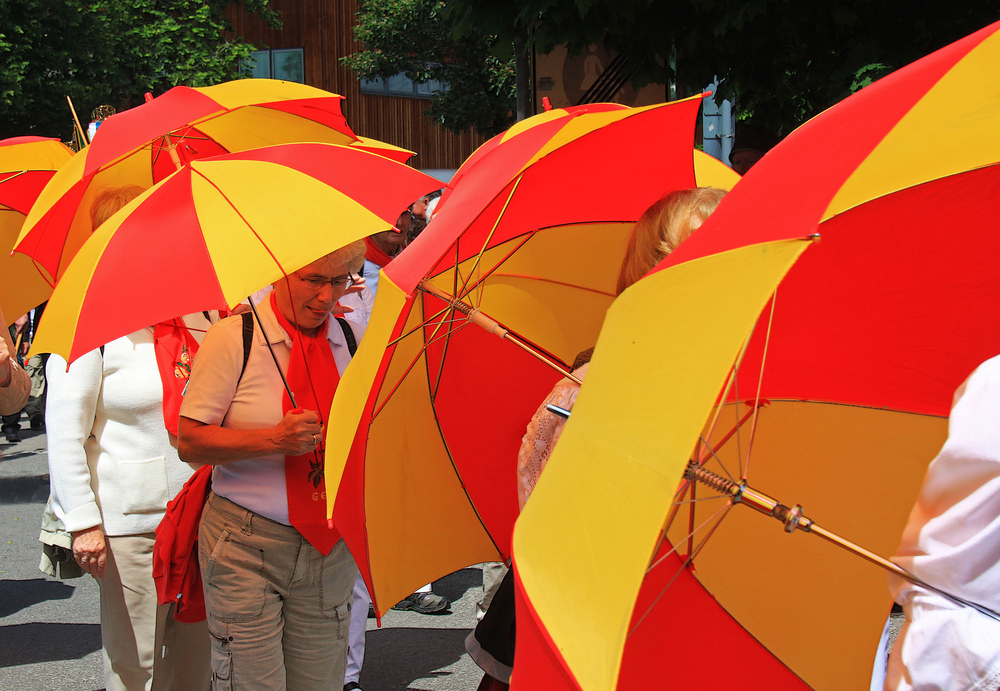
[227,0,488,171]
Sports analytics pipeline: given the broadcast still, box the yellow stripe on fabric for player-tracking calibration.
[693,149,741,190]
[325,276,408,519]
[190,158,386,307]
[825,29,1000,220]
[0,211,51,323]
[521,97,707,174]
[498,108,573,144]
[0,140,71,172]
[352,136,414,158]
[194,79,337,108]
[513,238,809,691]
[194,108,356,150]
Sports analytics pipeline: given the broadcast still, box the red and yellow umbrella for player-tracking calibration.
[512,20,1000,691]
[14,79,411,284]
[324,97,739,617]
[0,136,73,320]
[31,143,440,364]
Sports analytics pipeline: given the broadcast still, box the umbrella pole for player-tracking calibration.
[417,281,583,385]
[66,96,89,147]
[247,296,298,408]
[684,461,1000,622]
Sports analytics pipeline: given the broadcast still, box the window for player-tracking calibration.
[360,72,446,99]
[249,49,305,83]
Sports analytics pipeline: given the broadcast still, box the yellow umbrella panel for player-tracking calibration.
[0,137,73,319]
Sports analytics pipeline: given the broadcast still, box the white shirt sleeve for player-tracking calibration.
[45,350,104,533]
[179,316,245,427]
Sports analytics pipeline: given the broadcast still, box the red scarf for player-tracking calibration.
[152,318,200,438]
[364,235,397,269]
[269,291,342,555]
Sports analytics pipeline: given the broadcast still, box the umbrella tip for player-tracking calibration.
[327,518,335,530]
[144,92,154,103]
[542,97,552,111]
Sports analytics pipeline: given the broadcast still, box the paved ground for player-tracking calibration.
[0,428,487,691]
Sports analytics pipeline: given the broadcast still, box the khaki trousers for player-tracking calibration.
[101,533,211,691]
[199,492,354,691]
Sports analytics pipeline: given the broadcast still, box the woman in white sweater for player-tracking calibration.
[45,187,210,691]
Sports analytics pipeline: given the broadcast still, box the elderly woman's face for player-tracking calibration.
[274,256,353,333]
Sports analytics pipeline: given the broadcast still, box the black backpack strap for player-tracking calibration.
[335,317,357,356]
[238,312,253,385]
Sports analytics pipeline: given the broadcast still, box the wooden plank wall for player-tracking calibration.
[226,0,488,171]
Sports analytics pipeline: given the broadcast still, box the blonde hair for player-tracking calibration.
[615,187,726,295]
[90,186,144,231]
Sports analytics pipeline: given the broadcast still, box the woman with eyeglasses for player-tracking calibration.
[177,241,366,691]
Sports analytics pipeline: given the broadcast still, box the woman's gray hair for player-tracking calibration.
[319,239,366,271]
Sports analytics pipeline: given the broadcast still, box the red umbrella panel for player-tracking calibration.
[511,20,1000,691]
[325,96,741,617]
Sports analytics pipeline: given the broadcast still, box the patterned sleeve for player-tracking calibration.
[517,377,582,510]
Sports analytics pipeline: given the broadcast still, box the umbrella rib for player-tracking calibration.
[697,326,754,472]
[453,232,535,307]
[428,308,461,402]
[697,435,738,485]
[648,501,732,575]
[469,272,617,297]
[418,282,577,380]
[672,495,731,506]
[455,177,523,303]
[695,401,764,483]
[628,502,733,638]
[419,316,506,562]
[743,289,778,480]
[370,310,470,421]
[388,302,455,347]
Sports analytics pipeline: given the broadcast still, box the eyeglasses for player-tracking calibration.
[292,271,357,291]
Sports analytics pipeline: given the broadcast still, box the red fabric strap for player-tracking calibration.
[152,318,200,438]
[364,236,396,269]
[269,291,342,554]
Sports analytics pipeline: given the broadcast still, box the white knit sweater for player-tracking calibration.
[46,329,197,536]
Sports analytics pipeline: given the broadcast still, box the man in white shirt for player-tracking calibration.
[885,355,1000,690]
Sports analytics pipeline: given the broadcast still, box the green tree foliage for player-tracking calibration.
[0,0,279,140]
[343,0,516,136]
[446,0,1000,135]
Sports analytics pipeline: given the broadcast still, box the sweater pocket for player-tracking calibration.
[118,456,171,514]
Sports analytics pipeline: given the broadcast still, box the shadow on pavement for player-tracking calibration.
[361,627,472,690]
[0,475,49,503]
[0,475,49,504]
[0,579,76,618]
[435,568,482,605]
[0,622,101,667]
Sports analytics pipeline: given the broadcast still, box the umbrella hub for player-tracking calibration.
[684,461,811,534]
